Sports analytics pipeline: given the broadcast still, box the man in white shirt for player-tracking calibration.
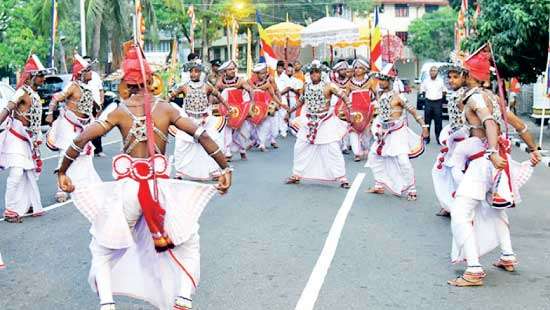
[392,69,405,93]
[276,63,303,137]
[420,66,446,144]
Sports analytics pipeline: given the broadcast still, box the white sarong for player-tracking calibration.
[290,113,348,182]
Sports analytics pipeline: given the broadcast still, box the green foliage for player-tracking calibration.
[463,0,550,83]
[0,0,49,71]
[448,0,476,10]
[408,7,457,61]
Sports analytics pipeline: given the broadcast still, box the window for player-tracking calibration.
[396,31,408,44]
[395,4,409,17]
[425,5,439,13]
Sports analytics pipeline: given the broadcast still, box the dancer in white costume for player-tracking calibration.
[330,60,351,154]
[216,60,255,160]
[286,60,352,188]
[432,62,469,217]
[0,54,48,223]
[169,60,228,180]
[250,63,286,151]
[346,59,377,162]
[57,44,232,310]
[366,63,429,201]
[447,47,541,287]
[47,54,102,202]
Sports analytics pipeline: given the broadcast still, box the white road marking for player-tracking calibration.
[0,200,72,222]
[41,139,121,160]
[295,173,366,310]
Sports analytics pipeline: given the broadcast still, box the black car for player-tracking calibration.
[37,74,72,125]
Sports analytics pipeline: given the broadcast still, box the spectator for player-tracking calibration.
[293,61,305,83]
[420,66,446,144]
[392,69,405,93]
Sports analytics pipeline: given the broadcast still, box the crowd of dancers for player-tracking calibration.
[0,39,543,308]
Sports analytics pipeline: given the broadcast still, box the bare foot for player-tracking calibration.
[286,176,300,184]
[367,187,384,194]
[354,155,361,162]
[407,192,417,201]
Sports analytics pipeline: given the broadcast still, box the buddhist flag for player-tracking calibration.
[370,7,382,72]
[257,24,278,74]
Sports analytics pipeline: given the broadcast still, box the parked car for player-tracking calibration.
[415,62,451,118]
[37,74,72,125]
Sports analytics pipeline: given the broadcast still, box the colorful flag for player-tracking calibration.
[370,7,382,72]
[257,24,278,74]
[187,5,195,51]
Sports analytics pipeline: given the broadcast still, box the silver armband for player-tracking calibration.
[208,147,222,157]
[193,127,206,141]
[64,152,76,162]
[480,115,495,125]
[70,141,84,153]
[484,148,498,158]
[518,126,529,134]
[94,119,109,130]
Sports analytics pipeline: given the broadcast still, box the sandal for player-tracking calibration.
[240,152,247,160]
[286,176,300,184]
[4,213,22,224]
[174,296,192,310]
[100,303,116,310]
[447,271,485,287]
[55,192,69,203]
[407,191,418,201]
[435,208,451,217]
[354,155,361,162]
[271,142,279,149]
[493,257,517,272]
[340,182,351,189]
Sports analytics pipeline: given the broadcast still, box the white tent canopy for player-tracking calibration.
[300,16,360,47]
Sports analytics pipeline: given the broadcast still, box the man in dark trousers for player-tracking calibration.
[420,66,446,144]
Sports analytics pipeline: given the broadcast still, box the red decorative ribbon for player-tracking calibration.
[116,159,173,252]
[9,127,43,173]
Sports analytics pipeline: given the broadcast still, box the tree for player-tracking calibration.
[448,0,476,10]
[463,0,550,83]
[0,0,49,72]
[408,7,457,61]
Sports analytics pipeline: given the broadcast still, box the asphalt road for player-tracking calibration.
[1,120,549,310]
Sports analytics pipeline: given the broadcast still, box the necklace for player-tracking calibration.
[350,75,369,88]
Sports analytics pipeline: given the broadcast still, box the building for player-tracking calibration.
[373,0,449,79]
